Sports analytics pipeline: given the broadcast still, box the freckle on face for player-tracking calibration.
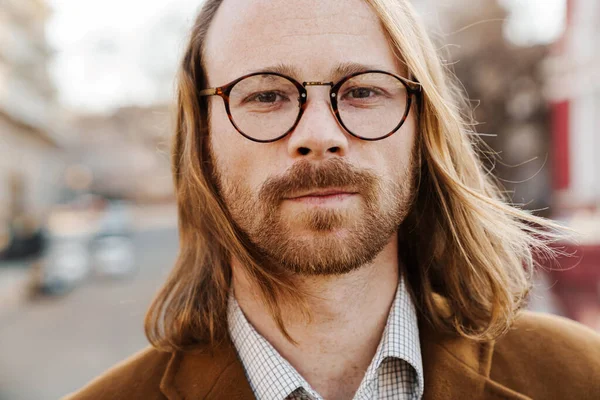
[204,0,417,275]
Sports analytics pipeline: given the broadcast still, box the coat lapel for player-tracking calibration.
[419,313,531,400]
[160,340,255,400]
[160,312,531,400]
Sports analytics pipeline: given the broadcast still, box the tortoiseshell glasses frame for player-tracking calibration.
[198,70,421,143]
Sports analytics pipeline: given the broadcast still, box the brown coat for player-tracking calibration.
[65,311,600,400]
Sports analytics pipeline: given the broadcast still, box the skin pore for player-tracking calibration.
[204,0,417,398]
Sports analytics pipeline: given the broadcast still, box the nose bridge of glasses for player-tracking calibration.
[300,81,335,104]
[302,81,334,87]
[297,81,344,136]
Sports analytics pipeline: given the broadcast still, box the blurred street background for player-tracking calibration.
[0,0,599,399]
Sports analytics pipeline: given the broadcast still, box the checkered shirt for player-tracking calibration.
[227,275,424,400]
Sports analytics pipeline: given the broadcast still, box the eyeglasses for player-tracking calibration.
[199,70,421,143]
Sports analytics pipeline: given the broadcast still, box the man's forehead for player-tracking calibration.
[203,0,400,85]
[210,0,379,28]
[235,62,393,83]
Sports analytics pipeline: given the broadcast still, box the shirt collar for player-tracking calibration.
[228,294,317,399]
[227,275,424,399]
[358,274,424,398]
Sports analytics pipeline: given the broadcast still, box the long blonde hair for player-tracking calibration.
[145,0,562,351]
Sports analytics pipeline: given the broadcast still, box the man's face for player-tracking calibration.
[204,0,417,275]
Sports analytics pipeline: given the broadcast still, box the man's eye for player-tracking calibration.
[348,88,375,99]
[341,86,385,101]
[246,91,288,104]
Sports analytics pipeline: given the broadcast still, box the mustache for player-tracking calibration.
[258,158,378,205]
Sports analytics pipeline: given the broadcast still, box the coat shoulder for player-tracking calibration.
[491,310,600,398]
[63,346,173,400]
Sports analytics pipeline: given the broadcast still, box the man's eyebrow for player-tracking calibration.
[246,62,386,82]
[331,62,384,80]
[251,64,302,79]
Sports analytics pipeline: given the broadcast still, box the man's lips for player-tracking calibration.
[285,189,358,200]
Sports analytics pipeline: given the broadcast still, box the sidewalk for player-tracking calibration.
[0,261,31,318]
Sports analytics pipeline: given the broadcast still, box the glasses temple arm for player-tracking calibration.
[199,88,218,97]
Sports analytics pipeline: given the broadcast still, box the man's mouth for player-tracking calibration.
[285,189,358,204]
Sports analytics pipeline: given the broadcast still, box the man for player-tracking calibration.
[67,0,600,399]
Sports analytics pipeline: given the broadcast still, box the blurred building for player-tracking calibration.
[66,105,174,203]
[413,0,600,326]
[544,0,600,330]
[0,0,63,227]
[547,0,600,213]
[415,0,553,213]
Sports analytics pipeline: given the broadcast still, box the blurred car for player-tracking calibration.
[89,200,136,279]
[33,208,96,295]
[0,215,47,262]
[35,232,91,295]
[33,197,137,295]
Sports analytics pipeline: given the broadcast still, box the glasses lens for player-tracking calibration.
[337,72,409,139]
[229,74,301,141]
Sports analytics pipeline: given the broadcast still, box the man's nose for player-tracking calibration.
[286,92,349,160]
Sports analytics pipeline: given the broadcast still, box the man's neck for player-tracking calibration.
[231,238,400,400]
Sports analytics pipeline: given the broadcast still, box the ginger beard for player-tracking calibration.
[212,154,416,276]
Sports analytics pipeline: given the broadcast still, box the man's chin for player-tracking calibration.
[264,233,378,276]
[279,255,369,277]
[293,226,352,239]
[284,209,357,233]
